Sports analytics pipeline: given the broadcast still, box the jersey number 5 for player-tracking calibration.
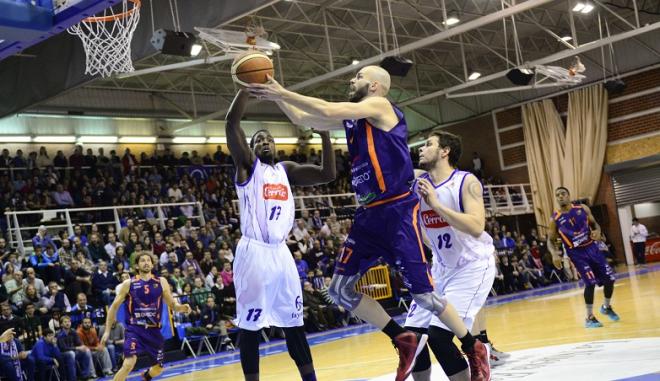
[437,233,453,250]
[269,206,282,221]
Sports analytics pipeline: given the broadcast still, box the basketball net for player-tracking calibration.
[245,16,266,48]
[68,0,141,78]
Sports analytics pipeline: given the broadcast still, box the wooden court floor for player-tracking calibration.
[163,267,660,381]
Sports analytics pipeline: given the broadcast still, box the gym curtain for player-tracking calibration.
[521,84,608,233]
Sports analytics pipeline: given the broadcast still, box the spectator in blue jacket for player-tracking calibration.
[31,225,57,251]
[92,261,117,306]
[56,315,95,380]
[31,329,61,381]
[0,331,36,381]
[30,244,62,284]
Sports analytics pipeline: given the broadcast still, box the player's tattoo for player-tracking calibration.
[468,181,483,200]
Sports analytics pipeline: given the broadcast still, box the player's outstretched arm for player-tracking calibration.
[281,130,336,186]
[248,75,391,124]
[225,90,256,175]
[275,100,342,131]
[547,219,563,268]
[101,280,130,345]
[417,174,485,238]
[160,277,191,314]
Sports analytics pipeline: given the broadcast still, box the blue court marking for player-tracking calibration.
[103,264,660,380]
[615,372,660,381]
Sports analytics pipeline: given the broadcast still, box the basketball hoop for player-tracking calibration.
[68,0,141,78]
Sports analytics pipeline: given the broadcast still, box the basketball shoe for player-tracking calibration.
[393,331,428,381]
[600,305,620,321]
[488,342,510,359]
[465,340,491,381]
[585,315,603,328]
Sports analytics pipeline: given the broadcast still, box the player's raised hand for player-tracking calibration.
[0,328,15,342]
[246,74,284,100]
[417,178,441,209]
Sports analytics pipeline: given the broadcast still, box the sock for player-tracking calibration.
[143,369,153,381]
[603,298,611,308]
[382,319,406,340]
[479,330,490,344]
[458,332,477,352]
[586,304,594,318]
[302,372,317,381]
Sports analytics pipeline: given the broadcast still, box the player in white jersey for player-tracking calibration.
[226,90,336,381]
[404,130,496,381]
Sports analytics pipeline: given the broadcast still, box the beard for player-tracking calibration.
[349,83,369,103]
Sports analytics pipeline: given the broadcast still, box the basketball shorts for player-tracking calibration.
[234,237,304,331]
[567,242,616,287]
[334,193,434,294]
[405,255,495,331]
[124,325,164,366]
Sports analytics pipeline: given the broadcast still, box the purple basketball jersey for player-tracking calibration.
[126,276,163,328]
[343,103,414,205]
[553,205,593,249]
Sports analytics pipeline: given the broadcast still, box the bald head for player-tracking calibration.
[348,65,391,102]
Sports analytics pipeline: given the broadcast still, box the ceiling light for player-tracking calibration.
[274,137,299,144]
[468,72,481,81]
[580,3,594,13]
[118,136,157,143]
[172,137,207,144]
[352,59,360,65]
[443,16,460,26]
[0,136,31,143]
[77,135,118,144]
[33,135,76,143]
[190,44,203,57]
[560,36,573,41]
[207,137,228,144]
[572,2,585,12]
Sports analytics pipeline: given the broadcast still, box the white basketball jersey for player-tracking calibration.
[236,159,295,244]
[415,170,494,268]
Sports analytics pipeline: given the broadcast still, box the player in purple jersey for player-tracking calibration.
[248,67,488,381]
[101,253,191,381]
[548,187,619,328]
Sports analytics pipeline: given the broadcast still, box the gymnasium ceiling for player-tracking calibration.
[15,0,660,134]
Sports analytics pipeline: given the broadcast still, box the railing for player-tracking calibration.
[0,163,234,180]
[483,184,534,216]
[232,193,359,213]
[5,202,206,254]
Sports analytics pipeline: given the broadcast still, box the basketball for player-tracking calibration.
[231,51,274,87]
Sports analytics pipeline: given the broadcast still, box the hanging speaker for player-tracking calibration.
[506,68,535,86]
[380,56,414,77]
[604,79,626,94]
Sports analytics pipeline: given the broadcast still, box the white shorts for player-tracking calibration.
[233,237,304,331]
[405,255,495,331]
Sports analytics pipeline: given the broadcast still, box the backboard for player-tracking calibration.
[0,0,124,61]
[196,27,281,54]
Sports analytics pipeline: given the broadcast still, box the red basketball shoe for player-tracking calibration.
[465,340,491,381]
[393,331,428,381]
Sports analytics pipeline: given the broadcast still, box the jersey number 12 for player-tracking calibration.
[437,233,453,250]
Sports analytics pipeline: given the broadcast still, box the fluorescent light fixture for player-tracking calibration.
[77,135,118,144]
[118,136,158,143]
[572,2,585,12]
[274,137,299,144]
[580,3,594,13]
[265,50,273,56]
[190,44,203,57]
[207,137,228,144]
[172,137,207,144]
[468,72,481,80]
[443,16,460,26]
[33,136,76,143]
[351,59,360,65]
[0,136,31,143]
[560,36,573,41]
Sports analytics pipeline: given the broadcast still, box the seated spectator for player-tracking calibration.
[192,277,212,307]
[56,315,95,380]
[98,321,124,372]
[87,233,109,263]
[77,317,113,376]
[5,270,25,310]
[92,261,117,306]
[112,246,130,273]
[22,284,48,315]
[220,262,233,288]
[118,218,137,245]
[200,296,229,342]
[32,225,57,251]
[57,239,75,269]
[30,245,62,284]
[182,251,203,277]
[22,267,46,297]
[302,281,335,331]
[48,309,63,333]
[21,303,42,349]
[43,282,71,313]
[199,251,215,275]
[51,184,74,207]
[70,293,95,328]
[294,251,309,281]
[64,259,92,299]
[104,233,123,260]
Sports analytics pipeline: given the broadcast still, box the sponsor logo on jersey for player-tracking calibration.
[421,210,449,228]
[263,184,289,200]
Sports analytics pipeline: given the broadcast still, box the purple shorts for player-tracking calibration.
[335,193,434,294]
[567,242,616,287]
[123,325,164,366]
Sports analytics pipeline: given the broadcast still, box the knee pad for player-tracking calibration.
[412,292,448,316]
[428,326,468,376]
[328,274,362,310]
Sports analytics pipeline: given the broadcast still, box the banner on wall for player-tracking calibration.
[644,237,660,263]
